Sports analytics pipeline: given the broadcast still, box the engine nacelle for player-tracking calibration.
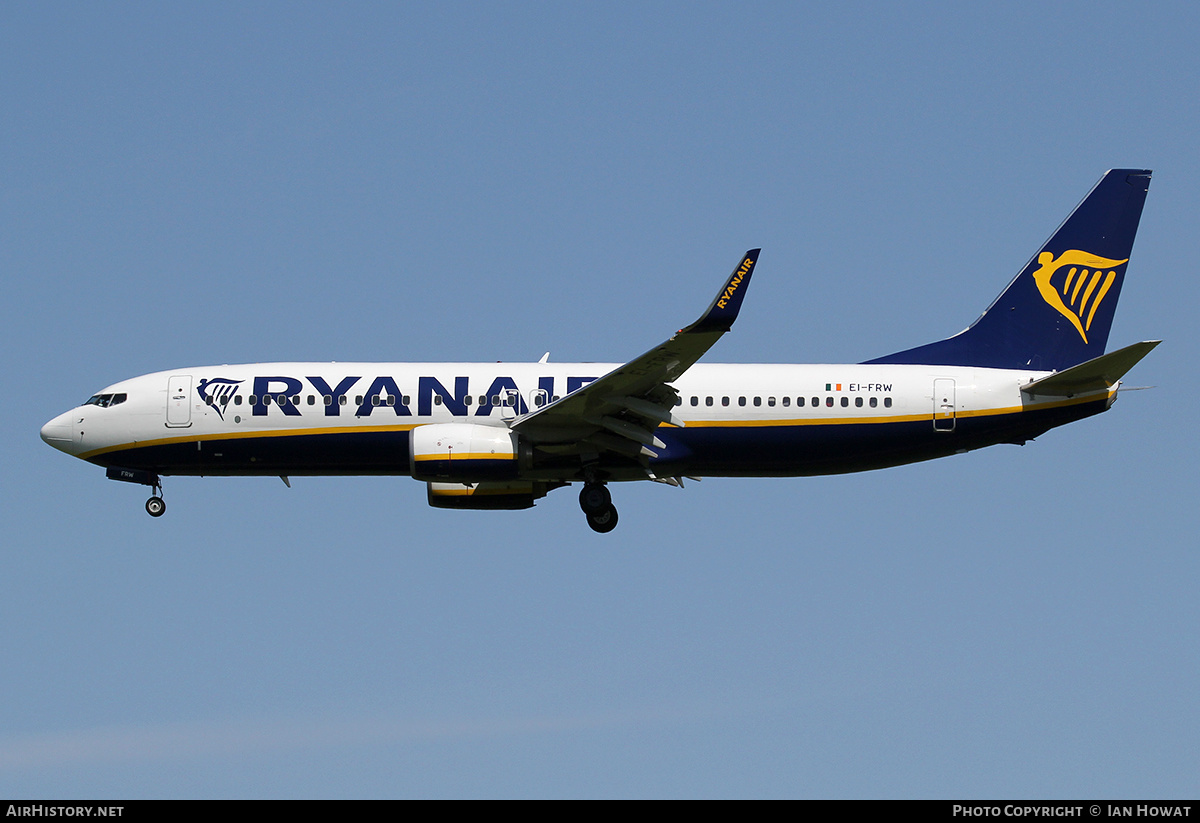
[427,480,558,510]
[410,423,520,482]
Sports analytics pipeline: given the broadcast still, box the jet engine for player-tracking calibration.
[426,480,561,510]
[409,423,522,482]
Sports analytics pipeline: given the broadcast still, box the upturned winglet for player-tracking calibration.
[683,249,760,334]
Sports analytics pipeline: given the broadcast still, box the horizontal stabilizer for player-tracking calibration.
[1021,340,1160,397]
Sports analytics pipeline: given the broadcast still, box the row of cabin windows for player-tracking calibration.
[679,395,892,409]
[205,393,892,411]
[205,393,565,409]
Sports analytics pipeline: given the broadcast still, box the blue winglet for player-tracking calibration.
[685,249,760,334]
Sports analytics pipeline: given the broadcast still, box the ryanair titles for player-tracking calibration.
[716,256,755,310]
[197,374,600,419]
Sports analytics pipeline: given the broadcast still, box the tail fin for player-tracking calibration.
[865,169,1152,371]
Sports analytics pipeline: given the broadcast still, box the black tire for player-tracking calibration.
[145,496,166,517]
[586,505,619,533]
[578,483,612,515]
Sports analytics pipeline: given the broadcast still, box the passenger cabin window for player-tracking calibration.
[691,397,698,406]
[738,397,746,407]
[782,397,790,407]
[754,397,761,407]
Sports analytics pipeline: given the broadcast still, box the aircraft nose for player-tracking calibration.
[40,411,75,453]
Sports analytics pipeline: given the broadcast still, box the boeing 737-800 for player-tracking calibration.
[41,169,1158,532]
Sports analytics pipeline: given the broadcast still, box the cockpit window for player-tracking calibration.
[83,393,127,408]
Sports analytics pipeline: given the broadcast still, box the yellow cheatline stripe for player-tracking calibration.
[78,422,420,460]
[80,391,1111,459]
[413,452,514,462]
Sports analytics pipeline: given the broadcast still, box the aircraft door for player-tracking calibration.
[500,389,520,421]
[933,378,955,432]
[166,374,193,427]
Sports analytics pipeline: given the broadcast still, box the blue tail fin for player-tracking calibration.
[865,169,1152,371]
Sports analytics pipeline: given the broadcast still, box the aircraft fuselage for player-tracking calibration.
[41,361,1110,481]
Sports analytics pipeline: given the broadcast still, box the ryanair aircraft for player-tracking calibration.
[41,169,1158,532]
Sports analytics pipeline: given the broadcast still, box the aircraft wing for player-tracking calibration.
[512,249,760,459]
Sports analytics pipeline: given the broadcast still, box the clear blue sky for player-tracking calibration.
[3,1,1198,798]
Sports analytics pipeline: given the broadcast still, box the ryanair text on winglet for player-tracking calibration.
[716,257,755,309]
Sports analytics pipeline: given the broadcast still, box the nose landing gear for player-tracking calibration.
[104,467,166,517]
[145,494,166,517]
[579,482,618,533]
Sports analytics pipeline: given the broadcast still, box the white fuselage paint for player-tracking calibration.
[41,361,1110,477]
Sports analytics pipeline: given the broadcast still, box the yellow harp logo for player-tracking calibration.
[1032,250,1127,344]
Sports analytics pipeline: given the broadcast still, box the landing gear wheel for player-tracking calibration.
[145,496,166,517]
[586,505,619,533]
[579,483,612,515]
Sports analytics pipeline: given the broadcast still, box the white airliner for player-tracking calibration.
[41,169,1158,532]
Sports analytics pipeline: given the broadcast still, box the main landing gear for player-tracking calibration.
[579,483,618,533]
